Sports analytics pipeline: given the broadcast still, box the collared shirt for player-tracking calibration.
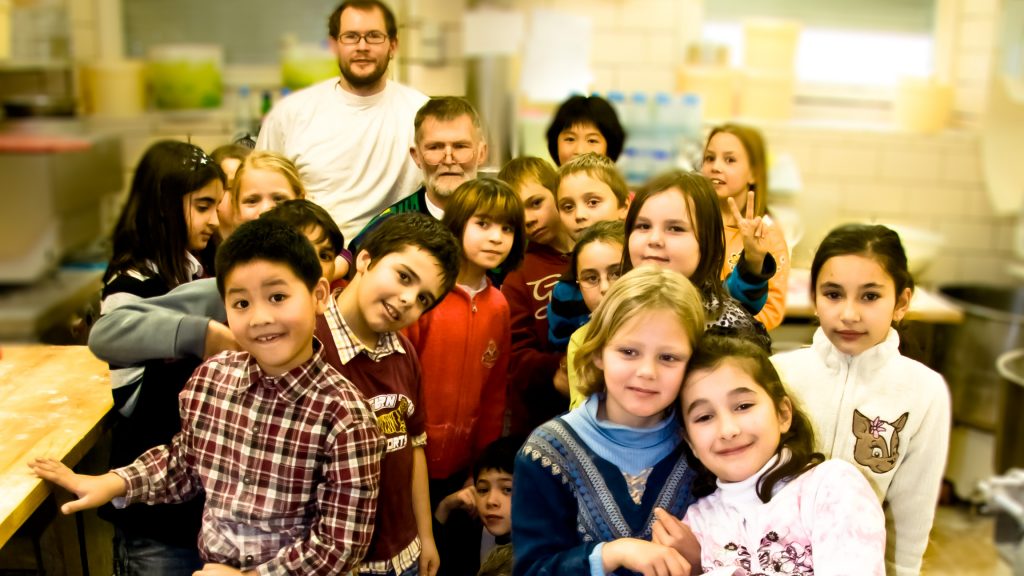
[114,344,384,575]
[326,292,406,364]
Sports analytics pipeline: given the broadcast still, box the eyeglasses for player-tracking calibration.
[421,144,476,166]
[577,267,621,289]
[338,31,389,45]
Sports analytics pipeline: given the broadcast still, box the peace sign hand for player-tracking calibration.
[728,191,769,274]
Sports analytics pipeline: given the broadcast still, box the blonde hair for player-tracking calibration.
[575,266,705,396]
[231,151,306,210]
[556,152,629,207]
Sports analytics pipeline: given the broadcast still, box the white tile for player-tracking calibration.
[616,0,678,31]
[939,218,998,251]
[550,0,617,28]
[839,183,908,216]
[905,185,969,217]
[878,148,941,185]
[646,33,678,67]
[939,146,983,185]
[592,31,650,65]
[960,184,996,218]
[614,65,676,93]
[812,144,880,180]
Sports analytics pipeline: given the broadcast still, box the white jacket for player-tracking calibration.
[771,328,950,576]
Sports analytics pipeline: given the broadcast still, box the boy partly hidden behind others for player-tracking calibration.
[30,218,385,576]
[433,437,523,576]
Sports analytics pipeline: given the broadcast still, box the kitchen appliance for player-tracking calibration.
[0,122,121,283]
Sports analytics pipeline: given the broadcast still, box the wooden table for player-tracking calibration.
[0,345,111,549]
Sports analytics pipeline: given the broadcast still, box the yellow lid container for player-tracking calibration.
[83,60,146,118]
[894,77,952,134]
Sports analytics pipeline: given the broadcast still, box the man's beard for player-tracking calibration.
[338,55,389,88]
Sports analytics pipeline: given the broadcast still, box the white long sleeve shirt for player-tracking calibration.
[771,328,951,576]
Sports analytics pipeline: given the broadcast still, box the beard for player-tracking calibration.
[338,52,390,89]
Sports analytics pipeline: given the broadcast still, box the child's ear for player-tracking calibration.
[778,396,793,434]
[892,287,912,322]
[355,250,373,275]
[313,277,330,314]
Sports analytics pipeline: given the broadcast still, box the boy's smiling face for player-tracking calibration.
[344,246,446,346]
[224,260,329,376]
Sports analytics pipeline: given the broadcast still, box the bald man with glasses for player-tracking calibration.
[256,0,428,244]
[348,97,489,254]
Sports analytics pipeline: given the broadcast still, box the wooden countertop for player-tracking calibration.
[785,268,965,324]
[0,345,111,548]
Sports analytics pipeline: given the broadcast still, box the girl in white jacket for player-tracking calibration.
[770,224,951,576]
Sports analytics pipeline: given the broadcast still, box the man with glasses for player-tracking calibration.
[256,0,428,245]
[349,97,488,253]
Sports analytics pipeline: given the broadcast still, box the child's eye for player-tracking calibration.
[616,347,637,358]
[735,402,754,412]
[862,292,881,302]
[320,251,336,262]
[578,272,599,286]
[272,194,292,204]
[585,198,602,208]
[692,413,712,424]
[668,225,688,233]
[270,293,287,303]
[607,267,621,282]
[242,196,259,205]
[634,222,651,231]
[398,271,411,284]
[561,135,576,143]
[559,203,574,213]
[501,224,514,234]
[231,299,249,310]
[822,290,842,300]
[417,293,433,307]
[529,199,543,209]
[587,138,601,145]
[501,486,512,495]
[702,155,714,165]
[659,354,681,363]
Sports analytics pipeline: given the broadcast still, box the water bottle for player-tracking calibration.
[234,85,254,141]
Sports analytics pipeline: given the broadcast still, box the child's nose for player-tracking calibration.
[840,300,860,321]
[249,304,273,326]
[718,414,741,439]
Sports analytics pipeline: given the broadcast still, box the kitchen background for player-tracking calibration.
[2,0,1024,572]
[5,0,1015,286]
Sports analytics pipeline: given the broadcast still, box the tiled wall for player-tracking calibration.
[762,125,1016,288]
[65,0,1017,288]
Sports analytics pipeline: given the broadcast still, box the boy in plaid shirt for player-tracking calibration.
[31,218,385,575]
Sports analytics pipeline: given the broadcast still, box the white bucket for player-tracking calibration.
[743,19,801,73]
[84,60,146,117]
[894,77,952,134]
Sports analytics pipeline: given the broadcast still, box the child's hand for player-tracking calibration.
[204,320,241,358]
[652,508,701,569]
[192,564,253,575]
[433,485,476,524]
[552,356,570,396]
[602,537,692,576]
[27,458,127,514]
[728,191,769,274]
[419,538,440,576]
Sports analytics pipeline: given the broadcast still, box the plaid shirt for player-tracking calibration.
[114,344,385,575]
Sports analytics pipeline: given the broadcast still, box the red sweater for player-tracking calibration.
[403,281,510,479]
[500,242,571,437]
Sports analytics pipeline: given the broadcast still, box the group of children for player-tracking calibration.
[27,107,949,576]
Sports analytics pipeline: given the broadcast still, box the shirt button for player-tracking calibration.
[245,554,254,563]
[252,424,260,433]
[243,475,254,485]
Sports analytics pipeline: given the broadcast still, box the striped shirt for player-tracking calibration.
[114,344,385,575]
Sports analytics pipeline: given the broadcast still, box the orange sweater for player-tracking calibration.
[403,281,510,479]
[720,218,790,330]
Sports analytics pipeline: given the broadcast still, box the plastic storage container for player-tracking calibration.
[147,44,223,110]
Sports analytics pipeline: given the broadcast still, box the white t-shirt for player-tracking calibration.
[257,78,429,242]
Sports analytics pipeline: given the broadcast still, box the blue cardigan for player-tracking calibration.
[511,407,696,576]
